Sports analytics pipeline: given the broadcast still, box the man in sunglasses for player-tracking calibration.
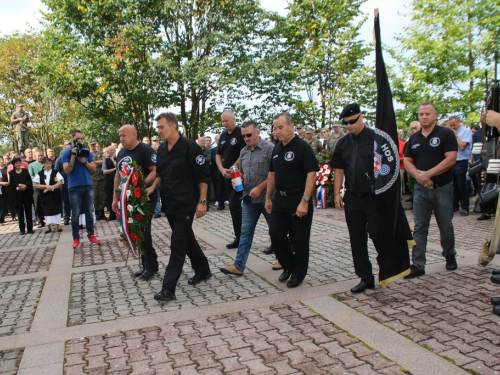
[331,103,381,293]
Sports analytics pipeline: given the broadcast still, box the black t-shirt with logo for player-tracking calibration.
[270,136,319,191]
[116,142,156,179]
[217,126,245,168]
[404,125,457,186]
[156,136,210,214]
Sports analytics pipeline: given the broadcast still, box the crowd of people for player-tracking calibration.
[0,102,496,310]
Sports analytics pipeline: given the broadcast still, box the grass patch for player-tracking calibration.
[399,366,410,373]
[466,370,481,375]
[362,343,375,351]
[402,334,414,342]
[384,325,395,331]
[379,353,394,363]
[330,294,340,301]
[420,344,434,353]
[442,356,455,364]
[355,308,365,314]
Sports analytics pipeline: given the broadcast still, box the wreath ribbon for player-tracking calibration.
[316,186,327,209]
[119,166,138,256]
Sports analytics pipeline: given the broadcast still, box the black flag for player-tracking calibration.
[374,10,413,287]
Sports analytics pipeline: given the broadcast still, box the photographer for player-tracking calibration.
[62,130,101,249]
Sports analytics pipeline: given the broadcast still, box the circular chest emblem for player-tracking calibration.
[196,155,206,165]
[119,156,133,170]
[151,154,157,163]
[284,151,295,161]
[429,137,440,147]
[230,138,237,145]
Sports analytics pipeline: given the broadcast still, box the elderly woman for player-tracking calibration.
[8,157,34,235]
[34,157,64,233]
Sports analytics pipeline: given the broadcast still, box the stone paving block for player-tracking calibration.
[63,303,408,374]
[0,229,60,249]
[0,348,24,374]
[0,278,44,337]
[68,254,280,326]
[335,266,500,374]
[0,246,55,277]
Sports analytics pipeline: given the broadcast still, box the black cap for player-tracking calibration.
[11,157,22,164]
[339,103,361,119]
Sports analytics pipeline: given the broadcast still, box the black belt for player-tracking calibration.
[347,191,370,197]
[276,189,302,197]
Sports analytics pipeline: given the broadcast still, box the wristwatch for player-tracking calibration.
[302,195,310,202]
[199,199,207,205]
[83,161,88,166]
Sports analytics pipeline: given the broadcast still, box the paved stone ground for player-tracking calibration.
[0,199,498,375]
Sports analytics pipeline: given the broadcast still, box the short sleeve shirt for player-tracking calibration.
[404,125,458,185]
[217,126,245,168]
[270,136,319,191]
[156,136,210,214]
[116,142,156,179]
[62,147,94,189]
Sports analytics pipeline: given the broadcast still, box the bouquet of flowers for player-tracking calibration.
[316,150,335,208]
[116,161,151,256]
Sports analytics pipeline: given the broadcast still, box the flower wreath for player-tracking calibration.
[315,150,335,208]
[115,161,152,256]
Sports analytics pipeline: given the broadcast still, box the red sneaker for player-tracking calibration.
[72,239,80,249]
[88,235,100,245]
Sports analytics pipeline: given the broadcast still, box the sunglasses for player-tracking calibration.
[242,131,256,138]
[342,114,361,125]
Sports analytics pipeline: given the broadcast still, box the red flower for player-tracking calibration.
[132,172,139,186]
[121,164,130,177]
[135,213,143,221]
[133,187,141,198]
[115,193,120,202]
[122,241,128,247]
[130,233,139,242]
[116,210,121,219]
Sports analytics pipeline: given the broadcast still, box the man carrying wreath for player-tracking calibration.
[113,125,159,280]
[150,112,212,302]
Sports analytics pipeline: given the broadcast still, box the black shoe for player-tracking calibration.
[153,213,161,219]
[492,269,500,276]
[226,238,239,249]
[491,275,500,284]
[139,269,157,280]
[107,215,116,221]
[445,255,458,271]
[404,265,425,279]
[493,306,500,316]
[478,214,491,221]
[79,224,84,229]
[491,297,500,306]
[154,289,176,302]
[133,269,144,278]
[404,197,412,202]
[19,232,25,236]
[38,222,45,228]
[45,229,52,234]
[278,270,292,282]
[460,210,469,216]
[350,280,375,293]
[64,219,70,225]
[217,206,225,211]
[287,277,302,288]
[27,230,34,234]
[188,272,212,285]
[262,246,274,255]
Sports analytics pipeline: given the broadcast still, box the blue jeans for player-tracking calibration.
[69,185,95,240]
[234,195,270,272]
[155,189,161,214]
[412,182,456,270]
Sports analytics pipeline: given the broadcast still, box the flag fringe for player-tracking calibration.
[379,268,411,288]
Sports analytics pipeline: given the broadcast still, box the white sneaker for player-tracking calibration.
[214,201,219,207]
[224,200,229,205]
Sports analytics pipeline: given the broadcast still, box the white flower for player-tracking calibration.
[127,204,133,212]
[126,190,132,198]
[128,217,133,224]
[117,202,121,209]
[118,227,123,233]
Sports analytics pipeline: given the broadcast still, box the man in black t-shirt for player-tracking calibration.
[113,125,159,281]
[404,102,458,279]
[150,113,211,303]
[216,110,246,249]
[265,113,319,289]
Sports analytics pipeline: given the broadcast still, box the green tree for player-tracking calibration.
[391,0,500,125]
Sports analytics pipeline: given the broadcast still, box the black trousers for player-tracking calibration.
[224,179,242,239]
[105,179,114,214]
[16,194,34,233]
[162,211,211,294]
[269,194,313,281]
[142,191,159,272]
[34,189,44,225]
[344,192,379,282]
[2,191,16,220]
[62,182,70,222]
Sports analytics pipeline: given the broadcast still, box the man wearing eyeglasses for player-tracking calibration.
[220,121,275,276]
[331,103,381,293]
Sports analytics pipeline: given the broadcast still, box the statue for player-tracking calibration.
[10,104,30,152]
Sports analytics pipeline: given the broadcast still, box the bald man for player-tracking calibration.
[113,124,160,280]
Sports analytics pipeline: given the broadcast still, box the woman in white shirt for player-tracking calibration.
[34,157,64,233]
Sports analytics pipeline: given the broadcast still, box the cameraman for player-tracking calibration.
[62,130,101,249]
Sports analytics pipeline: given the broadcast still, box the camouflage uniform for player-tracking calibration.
[90,150,106,214]
[12,110,30,151]
[326,131,345,152]
[304,137,322,154]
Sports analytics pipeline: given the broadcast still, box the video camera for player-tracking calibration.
[72,139,90,158]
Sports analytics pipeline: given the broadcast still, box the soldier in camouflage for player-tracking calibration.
[296,124,305,139]
[89,141,106,220]
[303,127,322,154]
[10,104,30,152]
[328,121,345,151]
